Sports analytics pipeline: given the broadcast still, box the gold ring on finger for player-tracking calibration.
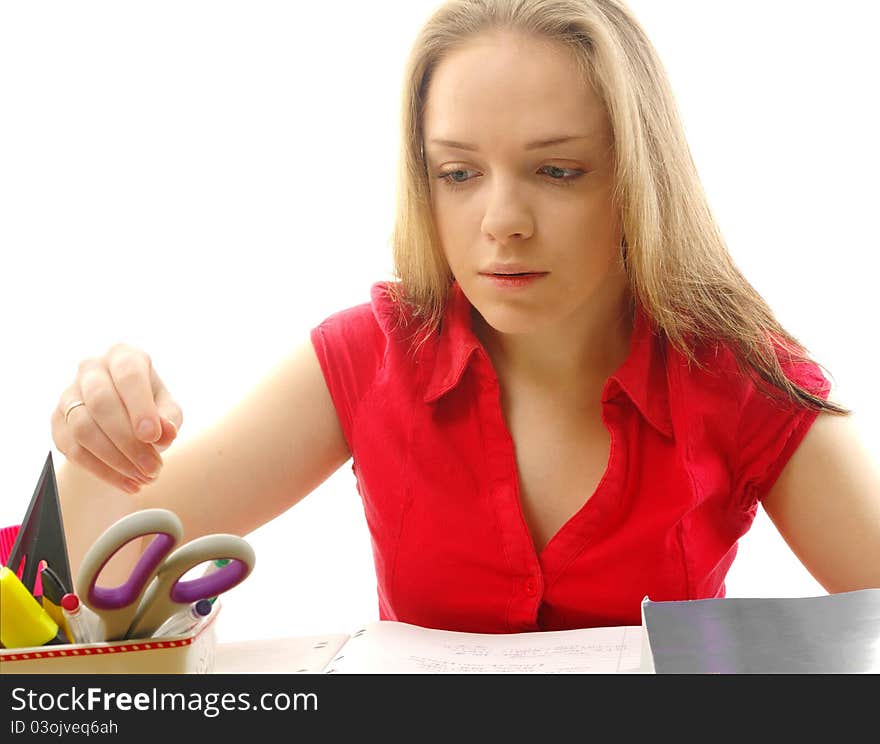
[64,399,86,424]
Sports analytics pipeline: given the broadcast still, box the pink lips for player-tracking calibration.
[480,272,549,289]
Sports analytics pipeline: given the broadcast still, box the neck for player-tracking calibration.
[471,281,635,400]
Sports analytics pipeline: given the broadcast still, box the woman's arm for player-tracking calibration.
[59,338,351,579]
[761,411,880,592]
[136,339,352,541]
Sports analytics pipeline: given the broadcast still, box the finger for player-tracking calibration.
[79,362,164,480]
[106,344,162,443]
[60,440,145,494]
[53,390,155,489]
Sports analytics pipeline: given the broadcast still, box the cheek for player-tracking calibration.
[431,196,471,258]
[550,185,617,231]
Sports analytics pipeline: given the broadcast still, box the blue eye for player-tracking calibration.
[437,169,476,187]
[435,165,584,191]
[542,165,580,181]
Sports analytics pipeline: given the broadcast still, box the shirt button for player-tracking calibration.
[524,577,538,597]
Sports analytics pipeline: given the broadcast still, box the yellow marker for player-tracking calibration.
[0,566,63,649]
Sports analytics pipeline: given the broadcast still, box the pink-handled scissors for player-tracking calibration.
[75,508,255,641]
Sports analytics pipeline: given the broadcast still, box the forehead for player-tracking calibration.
[423,31,610,146]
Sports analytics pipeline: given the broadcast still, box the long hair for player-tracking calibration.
[388,0,848,415]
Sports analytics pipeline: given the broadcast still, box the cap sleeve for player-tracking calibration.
[733,353,832,509]
[310,300,386,453]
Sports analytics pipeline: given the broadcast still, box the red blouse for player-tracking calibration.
[310,281,831,633]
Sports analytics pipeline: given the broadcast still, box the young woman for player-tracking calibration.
[52,0,880,632]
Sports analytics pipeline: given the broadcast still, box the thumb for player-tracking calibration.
[149,366,181,450]
[154,417,178,453]
[154,409,182,452]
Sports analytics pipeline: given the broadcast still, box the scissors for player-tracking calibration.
[75,508,255,641]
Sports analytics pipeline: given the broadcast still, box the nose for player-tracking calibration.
[480,177,534,243]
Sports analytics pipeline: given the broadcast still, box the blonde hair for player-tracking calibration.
[388,0,848,415]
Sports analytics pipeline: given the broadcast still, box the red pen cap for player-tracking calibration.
[60,593,80,612]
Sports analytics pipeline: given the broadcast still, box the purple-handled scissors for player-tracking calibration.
[74,508,255,641]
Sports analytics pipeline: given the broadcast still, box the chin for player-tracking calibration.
[472,302,550,336]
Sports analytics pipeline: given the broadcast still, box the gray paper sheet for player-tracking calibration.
[641,588,880,674]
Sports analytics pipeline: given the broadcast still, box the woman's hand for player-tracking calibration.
[51,343,183,494]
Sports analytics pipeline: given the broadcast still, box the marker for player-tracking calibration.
[40,566,73,643]
[152,599,213,639]
[203,559,230,604]
[60,593,96,645]
[0,566,66,649]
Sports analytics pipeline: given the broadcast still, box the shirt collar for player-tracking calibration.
[423,281,673,440]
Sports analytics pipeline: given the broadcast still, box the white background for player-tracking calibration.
[1,1,877,644]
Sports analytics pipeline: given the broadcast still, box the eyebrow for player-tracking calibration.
[427,135,590,152]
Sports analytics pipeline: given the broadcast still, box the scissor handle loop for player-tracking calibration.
[157,533,255,601]
[75,508,183,610]
[125,533,255,639]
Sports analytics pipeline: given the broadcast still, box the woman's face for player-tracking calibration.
[423,31,626,336]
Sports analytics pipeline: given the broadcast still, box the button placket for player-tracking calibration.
[474,355,544,630]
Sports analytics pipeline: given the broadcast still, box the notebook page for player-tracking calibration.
[215,633,350,673]
[326,621,643,673]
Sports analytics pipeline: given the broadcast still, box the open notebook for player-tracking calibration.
[215,588,880,674]
[216,620,645,674]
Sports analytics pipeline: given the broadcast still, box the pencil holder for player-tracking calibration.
[0,600,220,674]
